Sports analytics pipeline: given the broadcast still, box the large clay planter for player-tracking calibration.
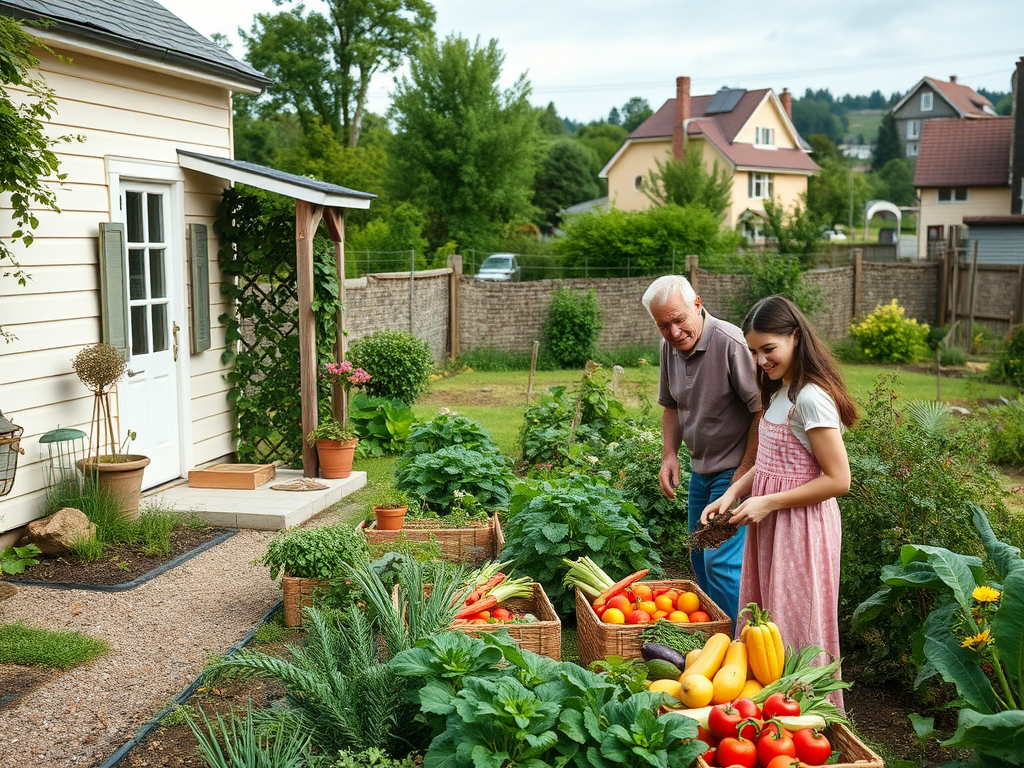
[373,505,407,531]
[315,437,358,479]
[78,455,150,519]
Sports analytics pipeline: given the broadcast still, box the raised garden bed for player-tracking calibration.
[356,513,503,563]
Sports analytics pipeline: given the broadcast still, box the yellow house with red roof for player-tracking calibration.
[599,77,819,238]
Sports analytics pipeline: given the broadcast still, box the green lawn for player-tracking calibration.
[843,109,884,144]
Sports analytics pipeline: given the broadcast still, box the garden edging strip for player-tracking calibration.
[12,529,238,592]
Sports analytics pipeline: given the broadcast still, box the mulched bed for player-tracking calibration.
[4,526,231,588]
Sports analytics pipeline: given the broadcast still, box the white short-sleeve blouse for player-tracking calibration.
[763,382,843,453]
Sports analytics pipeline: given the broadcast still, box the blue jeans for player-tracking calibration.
[688,467,746,628]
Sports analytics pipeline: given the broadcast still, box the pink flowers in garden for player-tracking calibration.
[322,360,371,391]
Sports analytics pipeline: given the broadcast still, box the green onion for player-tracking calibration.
[562,556,614,599]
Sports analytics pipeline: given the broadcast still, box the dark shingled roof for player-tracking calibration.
[914,118,1012,188]
[0,0,271,89]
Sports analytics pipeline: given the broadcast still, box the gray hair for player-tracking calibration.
[641,275,697,319]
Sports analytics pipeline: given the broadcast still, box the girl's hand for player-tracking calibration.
[700,493,735,526]
[729,495,776,526]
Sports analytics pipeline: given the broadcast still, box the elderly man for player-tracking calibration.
[642,275,761,623]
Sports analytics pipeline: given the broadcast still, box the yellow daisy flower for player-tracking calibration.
[973,586,1002,603]
[960,629,992,650]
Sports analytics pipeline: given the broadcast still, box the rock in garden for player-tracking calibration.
[17,507,96,556]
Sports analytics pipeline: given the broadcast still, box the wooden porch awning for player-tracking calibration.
[176,150,376,477]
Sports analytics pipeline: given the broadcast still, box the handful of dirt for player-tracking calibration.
[689,513,739,551]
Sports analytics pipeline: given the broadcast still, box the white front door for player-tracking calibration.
[118,183,182,486]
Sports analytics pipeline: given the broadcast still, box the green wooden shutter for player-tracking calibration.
[188,223,211,354]
[98,222,130,360]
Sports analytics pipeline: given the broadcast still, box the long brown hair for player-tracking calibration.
[742,296,858,427]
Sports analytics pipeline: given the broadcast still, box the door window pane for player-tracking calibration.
[152,303,168,352]
[126,192,144,243]
[130,306,149,355]
[149,249,166,298]
[147,194,164,243]
[129,249,147,300]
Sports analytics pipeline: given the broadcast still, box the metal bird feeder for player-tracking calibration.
[40,427,88,495]
[0,409,25,498]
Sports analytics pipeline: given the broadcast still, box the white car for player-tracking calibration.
[475,253,522,282]
[821,227,847,241]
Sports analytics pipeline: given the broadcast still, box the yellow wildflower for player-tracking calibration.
[973,586,1002,603]
[960,629,992,650]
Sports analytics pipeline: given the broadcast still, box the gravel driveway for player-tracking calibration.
[0,528,279,768]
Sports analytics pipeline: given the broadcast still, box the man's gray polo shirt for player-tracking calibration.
[657,312,762,474]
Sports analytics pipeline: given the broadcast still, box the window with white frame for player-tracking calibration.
[938,187,968,203]
[921,92,933,111]
[749,173,774,199]
[907,142,918,157]
[907,119,920,139]
[755,127,775,146]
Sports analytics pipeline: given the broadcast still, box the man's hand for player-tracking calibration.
[659,455,681,499]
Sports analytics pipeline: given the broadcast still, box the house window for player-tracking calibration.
[921,92,933,111]
[927,225,944,241]
[938,188,968,203]
[907,119,920,139]
[755,127,775,146]
[748,173,774,199]
[906,142,918,157]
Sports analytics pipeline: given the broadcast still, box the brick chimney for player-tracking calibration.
[950,75,958,84]
[780,88,792,119]
[1011,58,1024,215]
[673,76,690,161]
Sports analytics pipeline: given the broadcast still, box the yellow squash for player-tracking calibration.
[681,632,732,680]
[740,603,784,685]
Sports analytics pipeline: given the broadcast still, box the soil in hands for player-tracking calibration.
[688,514,738,551]
[4,526,231,587]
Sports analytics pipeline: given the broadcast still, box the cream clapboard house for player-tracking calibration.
[601,77,819,239]
[0,0,374,537]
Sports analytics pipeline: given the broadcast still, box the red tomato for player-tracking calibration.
[731,698,762,721]
[490,607,511,621]
[688,610,711,623]
[696,725,718,747]
[716,737,757,768]
[707,703,744,740]
[703,747,718,766]
[757,729,797,767]
[625,609,652,625]
[792,728,833,765]
[762,692,801,719]
[758,720,788,740]
[765,756,800,768]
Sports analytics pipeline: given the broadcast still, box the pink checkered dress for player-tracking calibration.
[738,410,844,711]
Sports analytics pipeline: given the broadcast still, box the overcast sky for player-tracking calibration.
[159,0,1024,123]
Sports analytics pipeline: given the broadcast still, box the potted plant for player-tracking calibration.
[71,343,150,519]
[309,360,370,479]
[370,486,412,531]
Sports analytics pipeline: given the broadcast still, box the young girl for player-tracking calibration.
[701,296,857,709]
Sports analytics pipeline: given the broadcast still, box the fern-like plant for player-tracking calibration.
[902,399,953,434]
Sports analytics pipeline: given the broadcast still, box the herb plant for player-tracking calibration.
[395,446,514,514]
[501,477,661,616]
[256,523,369,582]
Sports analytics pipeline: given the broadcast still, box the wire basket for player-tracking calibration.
[0,410,25,498]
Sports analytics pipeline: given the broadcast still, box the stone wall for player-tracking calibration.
[860,261,940,326]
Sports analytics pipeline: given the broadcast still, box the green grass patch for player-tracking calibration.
[0,622,109,669]
[843,109,884,144]
[841,364,1017,406]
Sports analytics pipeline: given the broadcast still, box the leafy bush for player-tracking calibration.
[257,524,369,582]
[988,325,1024,392]
[849,299,929,363]
[829,335,867,364]
[347,329,434,404]
[987,396,1024,467]
[544,287,603,369]
[349,393,415,457]
[404,410,499,457]
[394,446,514,514]
[501,477,662,616]
[742,251,823,317]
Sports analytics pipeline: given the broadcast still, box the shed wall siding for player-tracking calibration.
[967,226,1024,265]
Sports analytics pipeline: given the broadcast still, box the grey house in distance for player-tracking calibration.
[889,76,998,158]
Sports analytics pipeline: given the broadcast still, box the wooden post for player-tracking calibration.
[448,253,462,360]
[852,249,863,319]
[937,251,949,327]
[296,200,324,477]
[685,255,699,293]
[409,249,415,335]
[950,248,960,328]
[323,208,347,426]
[966,240,979,354]
[1016,263,1024,325]
[526,340,539,406]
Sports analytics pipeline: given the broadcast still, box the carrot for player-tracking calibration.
[465,572,506,605]
[456,594,498,619]
[592,569,650,609]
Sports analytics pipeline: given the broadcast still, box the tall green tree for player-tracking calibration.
[537,101,565,135]
[871,113,903,170]
[762,197,823,266]
[573,122,627,175]
[805,134,869,228]
[387,34,539,251]
[532,139,600,228]
[642,143,732,221]
[869,157,916,206]
[620,96,653,132]
[242,0,435,147]
[791,97,844,143]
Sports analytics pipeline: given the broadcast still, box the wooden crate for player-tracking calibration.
[452,582,561,660]
[575,579,731,667]
[695,723,883,768]
[282,575,330,627]
[356,514,503,563]
[188,463,276,490]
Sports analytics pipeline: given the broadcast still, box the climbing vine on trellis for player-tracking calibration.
[215,186,341,466]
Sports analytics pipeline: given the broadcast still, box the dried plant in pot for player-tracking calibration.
[369,486,411,531]
[71,343,149,518]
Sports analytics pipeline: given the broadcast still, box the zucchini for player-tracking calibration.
[640,642,687,670]
[777,714,827,731]
[646,658,685,680]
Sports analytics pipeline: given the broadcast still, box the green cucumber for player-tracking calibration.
[646,658,684,681]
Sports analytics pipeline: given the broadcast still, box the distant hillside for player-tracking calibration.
[844,110,884,144]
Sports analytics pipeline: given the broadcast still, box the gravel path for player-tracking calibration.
[0,528,279,768]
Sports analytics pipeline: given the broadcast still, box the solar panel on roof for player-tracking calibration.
[705,88,746,114]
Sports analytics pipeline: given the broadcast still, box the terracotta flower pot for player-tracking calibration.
[77,455,150,519]
[373,505,407,531]
[315,437,358,479]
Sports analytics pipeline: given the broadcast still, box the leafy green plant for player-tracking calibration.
[256,523,368,582]
[138,509,178,556]
[740,251,823,318]
[0,543,41,574]
[394,446,514,514]
[184,702,311,768]
[69,533,105,563]
[501,477,662,616]
[330,748,419,768]
[349,393,415,457]
[987,396,1024,468]
[855,506,1024,764]
[850,299,930,363]
[308,417,358,445]
[404,410,499,457]
[347,329,434,404]
[367,533,444,564]
[544,286,603,369]
[0,621,109,669]
[369,485,411,511]
[989,325,1024,392]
